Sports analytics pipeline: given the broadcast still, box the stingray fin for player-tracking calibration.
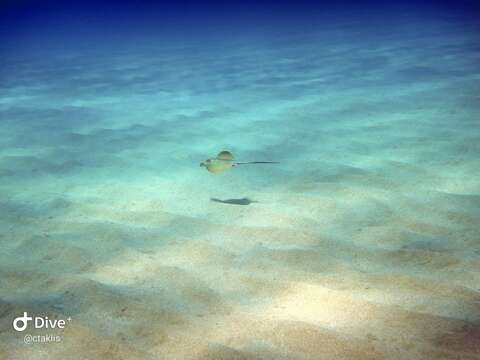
[216,150,234,161]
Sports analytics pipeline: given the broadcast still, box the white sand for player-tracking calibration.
[1,10,479,360]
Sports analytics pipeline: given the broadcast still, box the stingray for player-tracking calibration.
[200,150,279,174]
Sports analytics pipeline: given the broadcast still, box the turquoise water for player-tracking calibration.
[1,7,479,360]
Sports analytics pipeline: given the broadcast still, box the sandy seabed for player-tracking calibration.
[1,11,480,360]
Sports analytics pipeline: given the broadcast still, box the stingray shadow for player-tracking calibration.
[210,198,258,206]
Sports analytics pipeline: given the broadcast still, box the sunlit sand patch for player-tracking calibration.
[154,239,236,268]
[317,271,480,320]
[246,282,479,359]
[152,311,390,360]
[86,248,171,286]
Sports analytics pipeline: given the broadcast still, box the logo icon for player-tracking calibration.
[13,312,32,332]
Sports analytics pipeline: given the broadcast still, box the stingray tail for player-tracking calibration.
[235,161,280,165]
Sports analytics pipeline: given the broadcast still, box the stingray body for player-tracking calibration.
[200,151,279,174]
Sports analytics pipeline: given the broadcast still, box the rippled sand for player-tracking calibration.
[1,9,479,360]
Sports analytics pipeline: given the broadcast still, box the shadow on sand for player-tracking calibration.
[210,198,258,206]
